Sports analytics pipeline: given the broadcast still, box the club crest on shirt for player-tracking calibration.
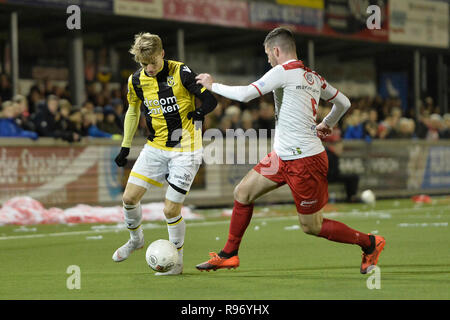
[167,76,175,87]
[304,72,314,85]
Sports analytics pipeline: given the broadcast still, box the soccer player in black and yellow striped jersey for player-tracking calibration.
[112,32,217,275]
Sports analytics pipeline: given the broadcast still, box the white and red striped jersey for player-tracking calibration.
[212,59,350,160]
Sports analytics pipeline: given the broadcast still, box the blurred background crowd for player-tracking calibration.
[1,73,449,142]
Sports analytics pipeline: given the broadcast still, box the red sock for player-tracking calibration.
[222,200,254,255]
[318,218,371,250]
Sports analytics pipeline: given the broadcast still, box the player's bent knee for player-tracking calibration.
[122,194,140,206]
[298,217,323,235]
[163,198,183,219]
[233,184,252,205]
[300,223,321,235]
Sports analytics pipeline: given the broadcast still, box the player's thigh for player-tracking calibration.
[297,210,323,235]
[234,169,280,204]
[165,149,202,203]
[286,151,329,215]
[126,144,168,198]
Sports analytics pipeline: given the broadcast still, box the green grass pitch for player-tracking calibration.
[0,197,449,300]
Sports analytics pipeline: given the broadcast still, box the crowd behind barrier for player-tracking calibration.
[0,73,449,142]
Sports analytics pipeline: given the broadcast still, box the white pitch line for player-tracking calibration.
[0,216,297,241]
[0,204,447,241]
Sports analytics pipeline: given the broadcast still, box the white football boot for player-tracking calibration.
[112,237,145,262]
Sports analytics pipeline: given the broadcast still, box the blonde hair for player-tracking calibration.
[129,32,163,64]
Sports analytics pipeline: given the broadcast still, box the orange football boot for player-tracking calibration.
[360,234,386,274]
[196,252,240,271]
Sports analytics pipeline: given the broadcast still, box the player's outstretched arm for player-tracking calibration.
[196,66,284,103]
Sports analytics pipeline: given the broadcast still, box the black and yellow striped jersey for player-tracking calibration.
[123,59,207,151]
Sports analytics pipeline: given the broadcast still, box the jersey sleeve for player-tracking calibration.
[318,74,339,103]
[127,75,142,107]
[317,75,351,128]
[211,65,285,103]
[180,64,207,98]
[250,65,285,96]
[122,75,141,148]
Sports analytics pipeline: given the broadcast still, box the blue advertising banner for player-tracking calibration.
[421,146,450,189]
[5,0,113,13]
[378,72,408,113]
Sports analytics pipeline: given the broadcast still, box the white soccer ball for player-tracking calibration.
[145,239,178,272]
[361,189,376,205]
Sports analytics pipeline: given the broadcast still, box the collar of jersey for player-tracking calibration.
[282,59,298,65]
[143,60,169,81]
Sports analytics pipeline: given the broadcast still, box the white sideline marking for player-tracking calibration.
[0,216,296,241]
[397,222,448,228]
[0,204,447,241]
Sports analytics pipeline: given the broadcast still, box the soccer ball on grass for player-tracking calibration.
[145,239,178,272]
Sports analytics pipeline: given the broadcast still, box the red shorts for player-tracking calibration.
[253,150,329,214]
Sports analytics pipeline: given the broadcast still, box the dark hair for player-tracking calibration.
[263,27,296,53]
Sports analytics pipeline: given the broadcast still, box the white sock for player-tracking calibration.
[123,202,143,241]
[166,214,185,263]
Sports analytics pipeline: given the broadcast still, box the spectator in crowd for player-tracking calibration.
[224,105,241,130]
[0,74,13,102]
[32,94,78,142]
[94,106,106,129]
[219,115,233,135]
[82,101,95,113]
[426,113,443,141]
[0,101,38,140]
[239,110,256,131]
[440,114,450,139]
[323,130,360,203]
[27,86,44,115]
[378,107,402,139]
[2,74,448,142]
[67,108,84,137]
[13,94,36,132]
[111,98,125,130]
[362,108,378,140]
[423,96,439,115]
[343,109,366,140]
[204,94,226,130]
[58,99,80,142]
[256,100,275,130]
[415,110,430,139]
[387,117,416,139]
[82,111,114,138]
[99,105,123,135]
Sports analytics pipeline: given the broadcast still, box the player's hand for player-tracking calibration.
[195,73,214,91]
[187,109,205,130]
[316,121,332,139]
[114,147,130,167]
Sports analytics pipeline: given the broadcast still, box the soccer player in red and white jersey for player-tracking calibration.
[195,27,385,274]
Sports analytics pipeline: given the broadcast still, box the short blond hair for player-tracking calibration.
[129,32,163,64]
